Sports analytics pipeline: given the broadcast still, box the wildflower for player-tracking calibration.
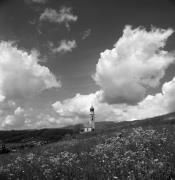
[154,159,158,162]
[113,176,118,179]
[26,153,35,161]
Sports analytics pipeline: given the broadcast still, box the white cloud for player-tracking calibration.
[0,41,61,101]
[0,94,5,102]
[121,76,175,121]
[31,0,47,3]
[1,106,26,129]
[82,29,91,40]
[1,110,27,130]
[93,26,175,104]
[52,26,175,126]
[3,74,175,129]
[14,107,24,116]
[50,40,77,54]
[0,41,62,130]
[160,77,175,112]
[24,0,47,4]
[52,91,95,124]
[34,113,69,128]
[0,105,59,130]
[2,115,16,129]
[52,91,123,124]
[2,25,175,130]
[40,7,78,29]
[53,92,99,117]
[52,76,175,125]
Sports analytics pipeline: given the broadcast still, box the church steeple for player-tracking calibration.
[90,106,95,131]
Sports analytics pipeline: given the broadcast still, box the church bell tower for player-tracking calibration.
[90,106,95,131]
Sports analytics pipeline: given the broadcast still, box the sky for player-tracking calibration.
[1,0,175,129]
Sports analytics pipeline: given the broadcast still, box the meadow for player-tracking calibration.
[1,113,175,179]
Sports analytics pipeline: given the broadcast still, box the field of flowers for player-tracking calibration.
[1,126,175,179]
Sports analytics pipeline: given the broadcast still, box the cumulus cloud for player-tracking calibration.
[122,76,175,121]
[2,25,175,130]
[2,115,17,129]
[1,105,25,130]
[52,90,124,124]
[52,25,175,126]
[1,106,28,130]
[82,29,91,40]
[160,77,175,112]
[0,104,62,130]
[52,76,175,125]
[49,40,77,54]
[93,26,175,104]
[31,0,47,3]
[40,7,78,29]
[34,113,72,128]
[3,73,175,129]
[0,41,62,130]
[0,41,61,101]
[14,107,24,116]
[24,0,47,4]
[52,92,100,117]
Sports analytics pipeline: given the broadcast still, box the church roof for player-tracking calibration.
[83,123,92,128]
[90,106,94,112]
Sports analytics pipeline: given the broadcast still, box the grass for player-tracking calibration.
[1,113,175,179]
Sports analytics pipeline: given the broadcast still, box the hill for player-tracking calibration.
[0,128,75,144]
[1,111,175,144]
[1,112,175,179]
[89,111,175,134]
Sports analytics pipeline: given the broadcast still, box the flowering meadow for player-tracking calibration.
[0,126,175,179]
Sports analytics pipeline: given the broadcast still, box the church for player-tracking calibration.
[80,106,95,133]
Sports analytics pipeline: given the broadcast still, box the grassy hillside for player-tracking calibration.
[1,111,175,143]
[1,112,175,179]
[0,128,75,143]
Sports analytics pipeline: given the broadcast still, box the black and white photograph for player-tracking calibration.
[0,0,175,179]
